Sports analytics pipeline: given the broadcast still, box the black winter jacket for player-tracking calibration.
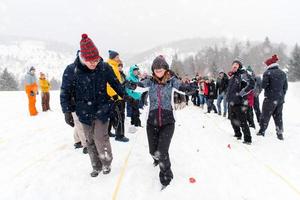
[226,68,255,106]
[262,64,288,103]
[60,57,124,125]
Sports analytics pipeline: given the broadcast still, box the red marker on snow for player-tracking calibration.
[189,177,196,183]
[227,144,231,149]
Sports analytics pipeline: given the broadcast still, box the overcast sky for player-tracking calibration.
[0,0,299,55]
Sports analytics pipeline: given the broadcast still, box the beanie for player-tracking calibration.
[151,55,169,72]
[108,50,119,60]
[264,54,279,66]
[80,33,100,61]
[232,59,243,68]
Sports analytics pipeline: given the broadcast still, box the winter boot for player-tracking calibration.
[90,169,101,177]
[108,132,116,137]
[223,113,227,117]
[82,147,88,154]
[115,136,129,142]
[256,131,265,136]
[242,141,252,145]
[277,134,284,140]
[103,166,111,175]
[74,142,83,149]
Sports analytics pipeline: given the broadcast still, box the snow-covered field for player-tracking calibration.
[1,83,300,200]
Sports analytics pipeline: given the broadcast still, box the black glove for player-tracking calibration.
[64,112,74,127]
[30,91,35,96]
[112,95,119,101]
[123,95,138,106]
[124,81,137,90]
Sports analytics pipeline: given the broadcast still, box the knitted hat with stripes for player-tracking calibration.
[80,34,100,61]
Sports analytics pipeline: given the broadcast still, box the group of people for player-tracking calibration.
[59,33,288,189]
[185,54,287,144]
[24,67,51,115]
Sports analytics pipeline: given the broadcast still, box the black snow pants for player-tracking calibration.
[259,98,284,134]
[146,123,175,186]
[108,100,125,139]
[229,105,252,143]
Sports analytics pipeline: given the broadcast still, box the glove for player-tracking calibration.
[124,81,137,90]
[30,91,35,96]
[112,95,119,101]
[36,91,39,95]
[64,112,74,127]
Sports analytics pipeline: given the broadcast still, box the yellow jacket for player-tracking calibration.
[39,78,51,93]
[106,59,122,99]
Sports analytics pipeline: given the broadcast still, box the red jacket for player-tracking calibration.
[247,90,254,107]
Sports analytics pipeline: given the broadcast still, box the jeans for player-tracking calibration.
[217,92,228,114]
[199,94,207,105]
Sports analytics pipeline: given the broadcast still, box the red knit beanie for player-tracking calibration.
[264,54,279,66]
[80,34,100,61]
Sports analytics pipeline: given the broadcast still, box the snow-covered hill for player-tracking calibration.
[0,36,75,81]
[0,83,300,200]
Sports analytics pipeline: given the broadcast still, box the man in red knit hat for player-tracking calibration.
[60,34,127,177]
[257,55,288,140]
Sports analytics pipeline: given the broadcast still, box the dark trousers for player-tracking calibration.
[253,96,261,123]
[192,91,200,106]
[131,100,141,127]
[146,123,175,186]
[229,105,252,142]
[41,92,50,111]
[247,106,255,128]
[207,99,217,113]
[108,100,125,139]
[259,98,284,134]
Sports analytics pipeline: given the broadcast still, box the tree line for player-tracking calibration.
[0,69,61,91]
[171,37,300,81]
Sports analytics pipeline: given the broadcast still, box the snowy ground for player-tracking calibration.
[1,83,300,200]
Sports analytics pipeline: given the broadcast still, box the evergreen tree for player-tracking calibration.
[0,68,19,91]
[289,44,300,81]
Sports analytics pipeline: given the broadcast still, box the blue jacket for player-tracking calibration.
[126,65,142,100]
[60,57,124,125]
[138,72,190,126]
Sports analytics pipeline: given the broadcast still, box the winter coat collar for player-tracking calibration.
[267,63,279,70]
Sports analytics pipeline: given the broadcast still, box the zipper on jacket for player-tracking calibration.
[157,85,162,127]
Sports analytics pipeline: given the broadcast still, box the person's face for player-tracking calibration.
[219,72,224,78]
[118,65,123,72]
[83,58,100,70]
[231,63,240,73]
[133,69,139,76]
[30,70,35,75]
[113,55,121,63]
[154,68,166,78]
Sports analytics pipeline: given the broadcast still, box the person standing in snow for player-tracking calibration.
[106,50,129,142]
[126,64,142,133]
[245,66,256,129]
[253,74,262,123]
[24,66,38,116]
[198,77,207,109]
[226,59,255,144]
[129,55,193,188]
[60,34,126,177]
[39,72,51,112]
[206,78,218,114]
[257,55,288,140]
[216,70,229,117]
